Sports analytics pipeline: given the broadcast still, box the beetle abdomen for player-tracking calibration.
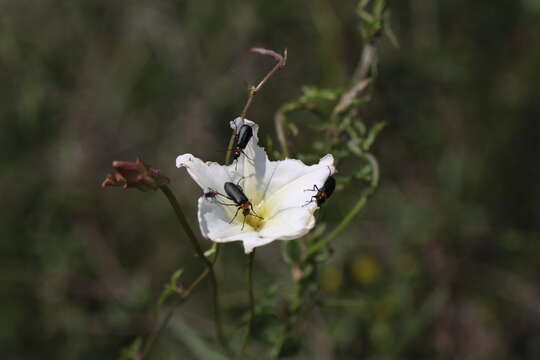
[224,182,249,205]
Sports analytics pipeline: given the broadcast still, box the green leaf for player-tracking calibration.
[355,164,373,181]
[313,246,334,263]
[374,0,386,16]
[308,223,328,241]
[300,264,314,280]
[358,0,371,10]
[281,240,302,264]
[118,338,142,360]
[170,320,229,360]
[313,141,325,151]
[358,10,375,24]
[203,244,216,258]
[354,119,367,135]
[363,122,386,151]
[156,268,184,312]
[265,135,274,156]
[287,121,299,136]
[384,12,399,48]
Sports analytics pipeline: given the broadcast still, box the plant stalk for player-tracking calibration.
[234,249,256,360]
[141,268,209,359]
[159,185,228,351]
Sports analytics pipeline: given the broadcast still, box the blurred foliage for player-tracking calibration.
[1,0,540,359]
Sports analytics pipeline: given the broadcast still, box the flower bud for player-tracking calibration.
[101,156,169,192]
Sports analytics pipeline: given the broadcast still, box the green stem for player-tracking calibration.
[306,153,379,258]
[235,250,256,360]
[274,109,290,158]
[270,262,305,360]
[307,194,368,259]
[212,243,221,265]
[141,268,209,359]
[159,185,228,351]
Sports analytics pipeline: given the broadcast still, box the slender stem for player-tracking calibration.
[225,132,236,165]
[307,194,368,259]
[141,269,209,359]
[160,186,204,257]
[270,259,304,359]
[240,48,287,120]
[158,185,228,351]
[274,110,290,158]
[306,153,379,258]
[227,48,287,164]
[330,43,376,125]
[250,48,287,93]
[240,86,256,121]
[234,250,256,360]
[352,42,376,84]
[212,243,221,265]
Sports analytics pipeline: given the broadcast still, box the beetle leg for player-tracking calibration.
[249,204,264,219]
[304,184,320,192]
[214,199,238,206]
[241,150,252,161]
[302,196,317,207]
[215,192,233,200]
[229,207,241,224]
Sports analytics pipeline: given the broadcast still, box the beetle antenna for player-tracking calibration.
[235,176,248,186]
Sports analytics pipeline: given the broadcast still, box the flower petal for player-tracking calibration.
[176,153,234,194]
[262,154,335,216]
[260,207,316,240]
[197,196,245,239]
[197,196,276,253]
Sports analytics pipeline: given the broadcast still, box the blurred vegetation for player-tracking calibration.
[2,0,540,359]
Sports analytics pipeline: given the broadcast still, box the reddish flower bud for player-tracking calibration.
[101,156,169,192]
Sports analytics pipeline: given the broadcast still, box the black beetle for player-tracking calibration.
[223,181,262,230]
[304,175,336,206]
[232,124,253,162]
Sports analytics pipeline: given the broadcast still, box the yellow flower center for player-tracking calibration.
[239,200,269,232]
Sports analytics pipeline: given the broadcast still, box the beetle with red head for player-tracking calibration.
[304,170,336,207]
[217,181,263,230]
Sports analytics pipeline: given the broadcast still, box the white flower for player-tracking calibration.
[176,117,336,254]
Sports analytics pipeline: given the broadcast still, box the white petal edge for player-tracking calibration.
[176,153,234,194]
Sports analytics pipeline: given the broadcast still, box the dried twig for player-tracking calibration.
[226,47,287,164]
[332,43,376,120]
[240,47,288,120]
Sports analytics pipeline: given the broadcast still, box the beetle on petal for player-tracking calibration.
[176,117,336,254]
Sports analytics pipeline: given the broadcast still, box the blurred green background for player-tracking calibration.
[2,0,540,359]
